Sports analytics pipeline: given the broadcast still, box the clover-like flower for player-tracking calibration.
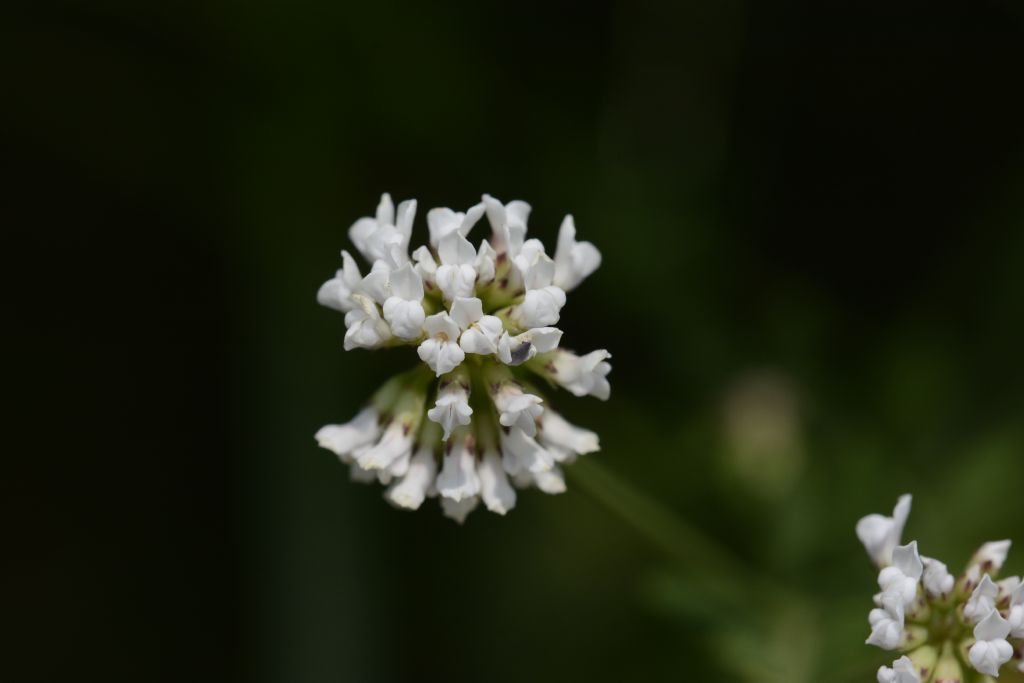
[315,193,610,522]
[857,494,1024,679]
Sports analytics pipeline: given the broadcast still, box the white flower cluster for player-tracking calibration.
[857,495,1024,682]
[315,193,610,522]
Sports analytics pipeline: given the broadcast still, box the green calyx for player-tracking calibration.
[898,600,990,683]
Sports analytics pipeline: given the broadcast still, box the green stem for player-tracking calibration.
[568,457,801,608]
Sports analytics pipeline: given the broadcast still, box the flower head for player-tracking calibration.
[316,193,609,521]
[857,494,1023,679]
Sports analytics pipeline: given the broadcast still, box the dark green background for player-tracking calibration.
[7,1,1024,681]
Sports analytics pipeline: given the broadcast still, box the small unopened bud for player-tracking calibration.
[956,639,974,670]
[392,384,427,428]
[906,645,938,682]
[901,625,928,651]
[933,646,964,683]
[905,594,932,624]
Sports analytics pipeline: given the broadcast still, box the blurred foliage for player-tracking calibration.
[7,0,1024,682]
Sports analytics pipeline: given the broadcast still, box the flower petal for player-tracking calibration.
[389,262,423,301]
[375,192,394,225]
[449,297,484,330]
[438,231,477,266]
[478,449,516,514]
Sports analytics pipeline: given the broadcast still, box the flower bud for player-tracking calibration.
[906,645,938,682]
[933,646,964,683]
[958,540,1012,598]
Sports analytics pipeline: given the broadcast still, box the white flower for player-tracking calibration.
[496,327,562,366]
[367,200,416,266]
[877,656,921,683]
[537,410,600,463]
[317,192,608,520]
[344,294,392,350]
[481,193,530,255]
[513,466,567,495]
[969,609,1014,677]
[553,214,601,291]
[348,193,394,258]
[514,285,566,328]
[497,393,543,435]
[449,297,503,356]
[314,407,381,460]
[878,541,924,609]
[501,426,554,475]
[857,494,913,567]
[381,263,426,340]
[867,592,905,650]
[965,575,1000,624]
[317,250,362,312]
[856,493,1023,680]
[474,239,497,285]
[535,467,567,494]
[490,380,544,437]
[426,375,472,441]
[355,417,415,471]
[463,316,505,355]
[536,349,612,400]
[417,312,465,376]
[511,238,546,283]
[435,433,480,503]
[1007,582,1024,638]
[348,462,378,484]
[921,556,954,598]
[350,193,417,266]
[411,245,438,282]
[375,448,410,485]
[440,495,479,524]
[965,541,1013,588]
[385,446,437,510]
[426,202,484,247]
[354,259,391,304]
[510,248,566,329]
[435,231,479,301]
[478,448,516,515]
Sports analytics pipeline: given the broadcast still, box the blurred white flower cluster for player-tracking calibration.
[315,193,610,522]
[857,495,1023,682]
